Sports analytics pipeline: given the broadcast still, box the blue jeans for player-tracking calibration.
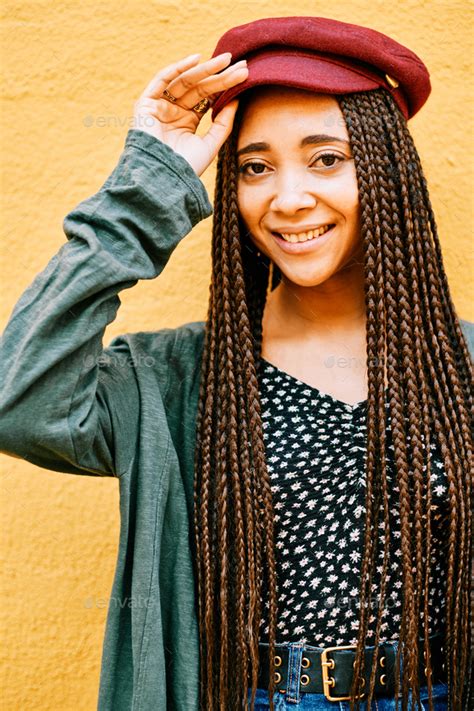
[247,640,448,710]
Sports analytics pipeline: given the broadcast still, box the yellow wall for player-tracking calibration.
[1,1,472,708]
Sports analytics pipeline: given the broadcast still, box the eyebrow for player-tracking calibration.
[236,134,351,159]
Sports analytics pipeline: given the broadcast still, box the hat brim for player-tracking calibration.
[210,50,402,121]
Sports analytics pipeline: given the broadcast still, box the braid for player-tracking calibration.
[338,90,473,711]
[369,91,437,705]
[193,88,473,711]
[193,149,225,709]
[193,107,278,710]
[337,92,392,707]
[380,91,471,708]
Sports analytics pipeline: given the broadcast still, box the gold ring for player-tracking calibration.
[192,97,211,116]
[163,89,178,103]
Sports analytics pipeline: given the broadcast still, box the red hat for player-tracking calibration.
[210,16,431,121]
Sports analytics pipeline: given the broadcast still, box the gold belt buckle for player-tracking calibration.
[320,645,366,702]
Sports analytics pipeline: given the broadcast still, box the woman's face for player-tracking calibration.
[236,86,362,288]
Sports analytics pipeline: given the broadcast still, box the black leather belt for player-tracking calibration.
[257,634,446,701]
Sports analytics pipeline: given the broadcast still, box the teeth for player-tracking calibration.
[279,225,332,243]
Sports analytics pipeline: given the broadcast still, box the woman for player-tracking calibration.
[0,15,472,711]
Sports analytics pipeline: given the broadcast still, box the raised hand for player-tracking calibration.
[133,52,248,177]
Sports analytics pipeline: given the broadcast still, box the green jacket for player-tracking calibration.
[1,128,473,711]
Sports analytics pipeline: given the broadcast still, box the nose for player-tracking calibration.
[269,176,318,214]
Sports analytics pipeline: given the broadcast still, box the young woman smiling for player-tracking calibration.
[1,15,472,711]
[236,87,369,408]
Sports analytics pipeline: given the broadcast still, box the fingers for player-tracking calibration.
[138,53,202,101]
[139,52,248,115]
[166,52,233,98]
[174,60,248,110]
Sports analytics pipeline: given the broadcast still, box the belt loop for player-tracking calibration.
[384,638,402,695]
[286,640,305,704]
[391,638,404,687]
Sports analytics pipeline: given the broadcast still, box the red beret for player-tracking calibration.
[210,16,431,121]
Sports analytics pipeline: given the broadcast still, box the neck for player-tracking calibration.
[265,262,367,343]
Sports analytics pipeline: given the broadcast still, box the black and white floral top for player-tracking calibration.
[256,356,448,647]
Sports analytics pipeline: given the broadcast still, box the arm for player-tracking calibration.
[0,129,213,477]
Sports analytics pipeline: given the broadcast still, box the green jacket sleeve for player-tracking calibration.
[0,129,213,477]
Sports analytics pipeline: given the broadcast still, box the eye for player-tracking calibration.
[311,152,345,169]
[238,161,269,176]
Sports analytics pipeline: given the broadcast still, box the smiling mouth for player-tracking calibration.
[273,224,335,243]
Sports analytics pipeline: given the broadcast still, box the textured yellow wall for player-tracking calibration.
[1,1,472,708]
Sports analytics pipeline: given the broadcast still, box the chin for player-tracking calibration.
[277,268,333,288]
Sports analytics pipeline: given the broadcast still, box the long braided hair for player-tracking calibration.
[192,87,473,711]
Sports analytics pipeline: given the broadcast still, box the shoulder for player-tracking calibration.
[105,320,206,379]
[459,318,474,361]
[103,317,472,376]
